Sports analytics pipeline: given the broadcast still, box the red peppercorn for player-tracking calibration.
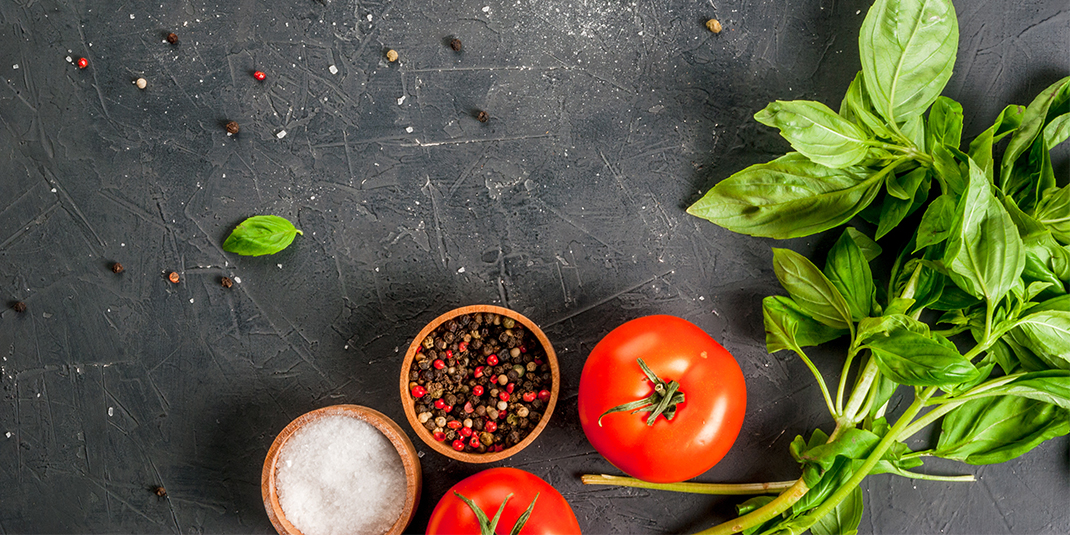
[493,444,504,452]
[499,392,510,402]
[253,70,266,81]
[522,391,536,402]
[474,366,484,378]
[434,399,447,409]
[487,354,499,366]
[506,383,515,394]
[472,385,484,396]
[485,421,497,433]
[520,346,527,353]
[447,420,462,429]
[459,427,472,437]
[411,385,426,398]
[469,436,481,448]
[538,389,551,402]
[464,401,474,413]
[534,358,543,365]
[77,57,88,69]
[433,359,446,370]
[459,341,468,352]
[445,349,453,359]
[444,405,453,413]
[452,439,466,451]
[433,431,446,441]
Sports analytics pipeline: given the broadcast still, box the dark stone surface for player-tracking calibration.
[0,1,1066,533]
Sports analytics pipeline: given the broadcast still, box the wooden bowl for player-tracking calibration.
[399,305,560,463]
[261,405,422,535]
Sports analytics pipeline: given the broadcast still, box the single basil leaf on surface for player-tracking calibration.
[1002,76,1070,183]
[980,371,1070,410]
[824,230,876,321]
[865,328,979,387]
[773,248,854,330]
[935,395,1069,465]
[915,194,956,251]
[846,227,882,262]
[859,0,958,125]
[755,100,872,168]
[1043,113,1070,148]
[686,153,883,239]
[943,159,1025,303]
[763,296,848,353]
[1009,310,1070,370]
[840,72,894,139]
[969,104,1026,181]
[926,96,964,151]
[811,487,863,535]
[222,215,303,256]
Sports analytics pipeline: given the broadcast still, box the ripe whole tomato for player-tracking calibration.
[425,467,581,535]
[578,315,747,483]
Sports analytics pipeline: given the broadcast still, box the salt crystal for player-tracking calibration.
[276,415,406,535]
[397,95,406,105]
[328,65,338,74]
[4,432,10,438]
[276,130,287,139]
[12,64,18,69]
[405,126,413,133]
[108,407,114,416]
[234,277,241,283]
[482,6,490,13]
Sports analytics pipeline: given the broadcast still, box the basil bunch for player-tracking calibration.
[684,0,1069,533]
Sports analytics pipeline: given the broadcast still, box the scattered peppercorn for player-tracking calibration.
[220,276,233,288]
[77,57,88,69]
[166,33,179,45]
[706,19,723,34]
[253,70,266,81]
[152,486,167,498]
[135,78,147,90]
[386,49,399,62]
[12,301,27,313]
[168,272,180,284]
[450,38,462,52]
[111,262,124,274]
[477,110,489,123]
[225,121,240,134]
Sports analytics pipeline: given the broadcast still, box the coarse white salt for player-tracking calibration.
[329,64,338,75]
[276,415,406,535]
[276,130,287,139]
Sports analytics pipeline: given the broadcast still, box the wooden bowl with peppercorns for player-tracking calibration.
[400,305,560,463]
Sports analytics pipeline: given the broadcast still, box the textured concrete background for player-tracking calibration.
[0,0,1067,533]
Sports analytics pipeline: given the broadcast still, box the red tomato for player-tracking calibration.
[426,468,581,535]
[578,315,746,483]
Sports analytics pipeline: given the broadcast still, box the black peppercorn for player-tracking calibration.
[12,301,27,313]
[221,276,233,288]
[450,38,462,51]
[111,262,124,274]
[166,33,178,45]
[477,110,489,123]
[225,121,240,134]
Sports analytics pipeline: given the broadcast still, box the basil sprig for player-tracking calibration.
[222,215,303,256]
[664,1,1070,534]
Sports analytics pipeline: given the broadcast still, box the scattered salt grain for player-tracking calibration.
[108,407,114,416]
[12,64,18,70]
[276,130,287,139]
[405,126,413,133]
[328,65,338,75]
[276,415,406,535]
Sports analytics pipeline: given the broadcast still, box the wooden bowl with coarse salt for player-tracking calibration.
[400,305,560,463]
[261,404,421,535]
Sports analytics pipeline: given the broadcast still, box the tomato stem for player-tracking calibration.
[597,358,686,427]
[580,474,797,495]
[453,491,540,535]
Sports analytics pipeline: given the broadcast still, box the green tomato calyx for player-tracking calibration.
[597,358,687,427]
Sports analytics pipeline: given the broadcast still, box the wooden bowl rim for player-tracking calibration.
[261,404,423,535]
[399,304,560,463]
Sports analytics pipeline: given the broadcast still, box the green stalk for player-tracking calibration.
[692,478,810,535]
[841,358,879,423]
[580,474,796,495]
[793,345,838,417]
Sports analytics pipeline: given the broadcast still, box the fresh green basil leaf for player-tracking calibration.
[824,230,876,321]
[857,314,930,346]
[793,457,856,515]
[797,428,881,472]
[811,487,863,535]
[763,296,849,353]
[901,114,925,151]
[222,215,303,256]
[840,72,894,139]
[845,227,883,262]
[926,96,964,151]
[1002,76,1070,184]
[773,248,854,329]
[865,328,979,387]
[1043,113,1070,148]
[876,194,915,240]
[991,340,1020,375]
[755,100,872,168]
[859,0,958,125]
[867,374,899,419]
[943,159,1025,302]
[935,395,1069,465]
[737,496,780,535]
[1035,185,1070,244]
[980,371,1070,410]
[886,165,927,201]
[1004,135,1056,213]
[969,104,1026,181]
[931,143,966,196]
[687,153,883,239]
[915,194,956,251]
[928,285,982,311]
[1010,310,1070,370]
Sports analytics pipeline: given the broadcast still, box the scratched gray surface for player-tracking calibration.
[0,0,1067,533]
